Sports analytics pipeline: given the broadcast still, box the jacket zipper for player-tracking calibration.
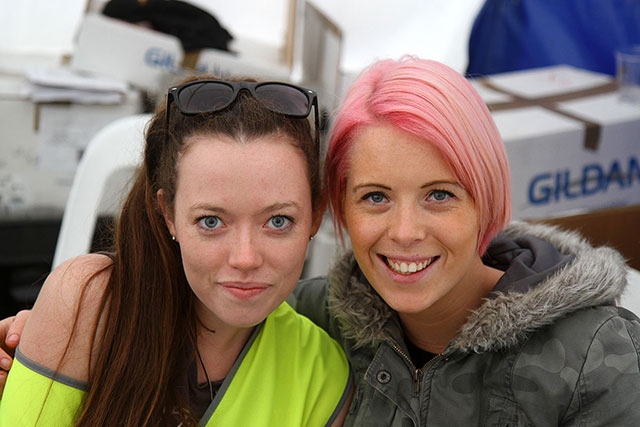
[412,369,423,396]
[388,341,444,397]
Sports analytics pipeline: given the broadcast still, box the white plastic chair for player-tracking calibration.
[52,114,151,268]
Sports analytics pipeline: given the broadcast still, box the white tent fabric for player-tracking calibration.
[0,0,87,55]
[1,0,483,74]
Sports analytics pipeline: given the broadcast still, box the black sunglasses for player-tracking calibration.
[166,79,319,150]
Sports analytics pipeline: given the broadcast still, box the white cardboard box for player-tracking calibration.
[71,14,184,93]
[193,48,290,82]
[0,74,141,216]
[472,65,640,220]
[71,14,292,93]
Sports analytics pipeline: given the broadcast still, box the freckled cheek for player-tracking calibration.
[346,213,384,250]
[179,255,212,294]
[278,239,310,269]
[180,242,226,275]
[443,219,481,254]
[267,243,308,291]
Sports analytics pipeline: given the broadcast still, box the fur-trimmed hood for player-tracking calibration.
[326,221,629,354]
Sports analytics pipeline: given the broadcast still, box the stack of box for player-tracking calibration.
[71,13,293,93]
[0,71,141,216]
[471,65,640,220]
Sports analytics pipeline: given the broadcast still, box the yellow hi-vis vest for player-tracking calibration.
[0,302,351,426]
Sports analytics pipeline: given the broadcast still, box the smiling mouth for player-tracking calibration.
[382,256,438,275]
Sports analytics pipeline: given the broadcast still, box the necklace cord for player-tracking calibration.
[195,345,214,403]
[197,316,216,334]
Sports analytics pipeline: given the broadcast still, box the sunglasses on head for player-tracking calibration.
[166,79,320,149]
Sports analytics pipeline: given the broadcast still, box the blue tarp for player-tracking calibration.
[466,0,640,76]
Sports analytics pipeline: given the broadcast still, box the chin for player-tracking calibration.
[214,304,271,329]
[389,302,431,315]
[226,315,267,329]
[380,290,436,315]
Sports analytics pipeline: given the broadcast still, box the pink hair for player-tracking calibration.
[326,56,511,254]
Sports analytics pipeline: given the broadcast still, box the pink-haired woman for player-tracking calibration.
[292,57,640,426]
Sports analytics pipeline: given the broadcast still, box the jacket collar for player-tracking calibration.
[327,221,629,353]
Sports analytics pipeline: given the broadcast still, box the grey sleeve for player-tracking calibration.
[288,277,334,335]
[563,308,640,426]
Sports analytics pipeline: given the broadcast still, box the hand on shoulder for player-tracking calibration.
[19,254,113,382]
[0,310,30,396]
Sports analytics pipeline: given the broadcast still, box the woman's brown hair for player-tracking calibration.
[71,75,321,426]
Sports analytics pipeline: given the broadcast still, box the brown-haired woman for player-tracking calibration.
[0,77,352,426]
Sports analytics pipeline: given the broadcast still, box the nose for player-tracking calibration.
[228,228,263,271]
[387,204,426,246]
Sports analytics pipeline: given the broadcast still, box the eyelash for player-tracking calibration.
[362,192,388,204]
[195,215,295,232]
[265,215,294,231]
[197,216,223,230]
[427,189,455,202]
[361,189,455,204]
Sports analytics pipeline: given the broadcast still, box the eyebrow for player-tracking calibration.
[189,201,301,215]
[351,180,462,193]
[189,203,228,214]
[350,183,392,193]
[420,180,463,190]
[260,201,302,215]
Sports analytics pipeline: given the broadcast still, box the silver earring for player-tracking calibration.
[309,235,314,241]
[171,235,176,241]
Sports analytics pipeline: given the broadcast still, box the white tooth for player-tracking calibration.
[387,258,435,274]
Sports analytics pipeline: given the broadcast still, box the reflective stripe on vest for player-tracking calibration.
[0,355,84,426]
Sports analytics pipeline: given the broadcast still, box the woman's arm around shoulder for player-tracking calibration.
[19,253,113,381]
[0,310,30,394]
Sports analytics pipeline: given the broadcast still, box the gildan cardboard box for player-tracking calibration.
[71,14,291,93]
[471,65,640,220]
[71,14,184,93]
[0,74,141,216]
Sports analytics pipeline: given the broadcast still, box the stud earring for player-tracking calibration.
[171,235,176,241]
[309,235,314,241]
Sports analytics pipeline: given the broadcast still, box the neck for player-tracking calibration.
[196,325,254,382]
[194,305,256,382]
[399,262,503,354]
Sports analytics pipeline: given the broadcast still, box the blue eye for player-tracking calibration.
[363,192,388,204]
[266,215,292,230]
[199,216,222,229]
[429,190,453,202]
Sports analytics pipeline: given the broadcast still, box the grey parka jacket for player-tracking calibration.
[291,222,640,426]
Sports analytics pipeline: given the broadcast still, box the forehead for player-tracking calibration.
[347,124,454,182]
[175,134,311,207]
